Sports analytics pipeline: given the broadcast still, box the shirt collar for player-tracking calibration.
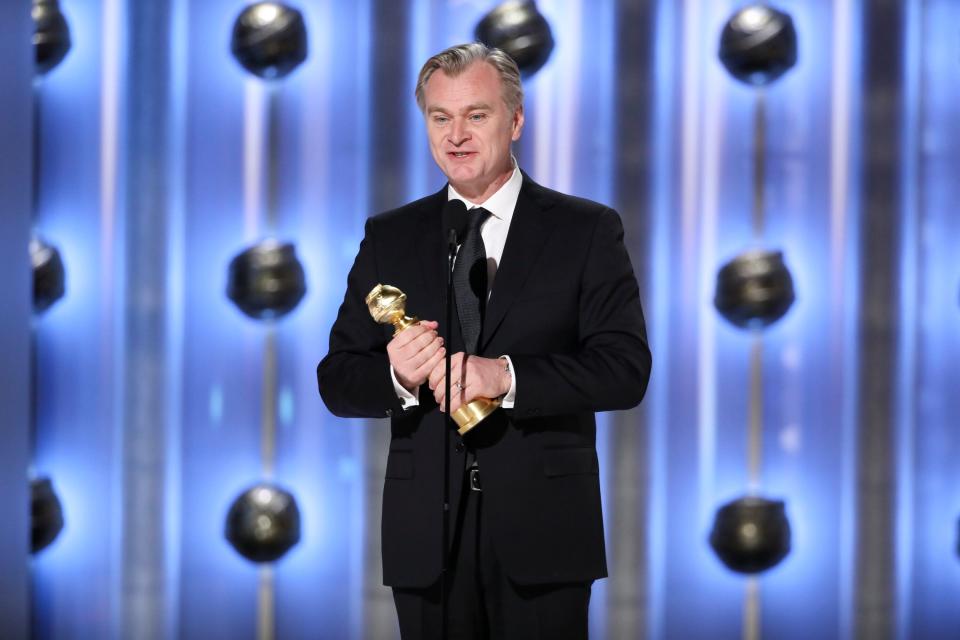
[446,157,522,223]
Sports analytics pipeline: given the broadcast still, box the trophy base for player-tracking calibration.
[453,397,502,436]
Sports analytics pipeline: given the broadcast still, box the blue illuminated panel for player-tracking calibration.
[31,0,125,636]
[271,0,375,637]
[177,1,365,638]
[651,1,860,638]
[907,0,960,635]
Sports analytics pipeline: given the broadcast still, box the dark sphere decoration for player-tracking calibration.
[31,477,65,554]
[714,249,795,329]
[225,483,301,563]
[226,240,306,320]
[230,2,308,79]
[33,0,72,75]
[718,5,797,86]
[30,235,66,314]
[475,1,555,79]
[710,496,791,574]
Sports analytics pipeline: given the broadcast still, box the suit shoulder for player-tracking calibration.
[526,181,616,222]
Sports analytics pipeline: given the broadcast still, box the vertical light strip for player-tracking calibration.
[747,337,763,491]
[243,79,267,242]
[751,94,766,239]
[257,566,275,640]
[550,0,582,194]
[896,0,922,635]
[593,0,615,205]
[696,1,723,527]
[261,329,278,479]
[532,80,555,185]
[100,0,123,630]
[831,0,859,636]
[744,95,764,640]
[166,0,189,634]
[355,0,372,225]
[743,578,760,640]
[355,1,374,637]
[300,2,331,295]
[648,0,676,635]
[680,0,703,514]
[533,1,557,187]
[406,0,430,199]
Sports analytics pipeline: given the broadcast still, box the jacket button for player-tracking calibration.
[455,443,465,453]
[385,408,393,417]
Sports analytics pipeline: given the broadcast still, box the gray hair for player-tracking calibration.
[415,43,524,114]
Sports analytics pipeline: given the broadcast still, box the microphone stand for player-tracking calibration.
[440,228,457,640]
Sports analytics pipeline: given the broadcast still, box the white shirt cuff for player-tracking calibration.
[390,365,419,409]
[500,355,517,408]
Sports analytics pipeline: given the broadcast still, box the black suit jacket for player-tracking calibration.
[318,175,651,588]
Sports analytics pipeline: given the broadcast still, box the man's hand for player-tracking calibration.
[429,353,511,414]
[387,320,445,393]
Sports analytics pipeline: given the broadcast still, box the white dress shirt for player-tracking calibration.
[391,161,522,410]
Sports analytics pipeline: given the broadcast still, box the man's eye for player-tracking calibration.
[433,116,449,125]
[469,114,486,122]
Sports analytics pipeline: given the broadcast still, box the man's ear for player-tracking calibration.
[511,106,525,141]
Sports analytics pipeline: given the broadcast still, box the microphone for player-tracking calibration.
[442,199,468,254]
[438,198,467,634]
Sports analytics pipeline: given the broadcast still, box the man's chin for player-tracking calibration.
[444,170,481,191]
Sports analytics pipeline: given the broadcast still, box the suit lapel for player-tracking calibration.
[415,186,452,327]
[480,177,553,351]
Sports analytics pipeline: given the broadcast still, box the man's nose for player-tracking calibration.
[450,118,469,144]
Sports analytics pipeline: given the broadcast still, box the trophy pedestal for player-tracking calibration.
[452,397,501,435]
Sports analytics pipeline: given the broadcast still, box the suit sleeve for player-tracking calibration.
[509,208,652,419]
[317,218,407,419]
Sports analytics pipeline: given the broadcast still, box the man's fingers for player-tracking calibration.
[428,351,464,390]
[407,335,443,370]
[390,320,438,348]
[418,347,445,383]
[428,353,450,390]
[389,325,426,349]
[410,330,441,356]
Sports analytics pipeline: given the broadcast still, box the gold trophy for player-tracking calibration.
[366,283,501,435]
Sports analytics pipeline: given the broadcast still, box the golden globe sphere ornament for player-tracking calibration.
[365,284,419,335]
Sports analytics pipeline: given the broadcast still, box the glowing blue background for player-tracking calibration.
[10,0,959,638]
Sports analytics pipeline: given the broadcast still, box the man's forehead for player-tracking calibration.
[423,63,505,109]
[426,61,500,92]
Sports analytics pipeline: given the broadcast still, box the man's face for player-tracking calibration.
[422,61,524,201]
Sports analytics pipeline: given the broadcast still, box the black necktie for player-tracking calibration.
[453,208,490,354]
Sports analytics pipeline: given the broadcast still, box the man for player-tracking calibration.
[318,43,651,638]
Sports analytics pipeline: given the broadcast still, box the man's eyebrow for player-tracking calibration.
[426,103,493,115]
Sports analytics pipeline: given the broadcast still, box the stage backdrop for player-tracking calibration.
[0,1,33,637]
[7,0,958,638]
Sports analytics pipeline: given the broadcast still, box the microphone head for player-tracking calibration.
[442,199,469,241]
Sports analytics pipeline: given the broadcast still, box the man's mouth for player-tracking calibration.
[449,151,473,158]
